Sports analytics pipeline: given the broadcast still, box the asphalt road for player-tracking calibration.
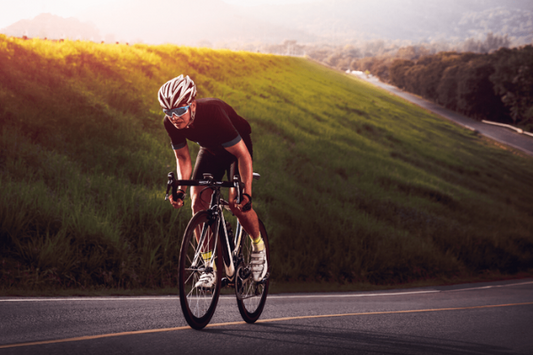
[1,279,532,355]
[355,74,533,157]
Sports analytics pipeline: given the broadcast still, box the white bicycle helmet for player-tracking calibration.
[158,75,197,109]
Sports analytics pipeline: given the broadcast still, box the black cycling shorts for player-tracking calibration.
[191,135,253,182]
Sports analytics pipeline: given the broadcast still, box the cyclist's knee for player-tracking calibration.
[191,193,210,213]
[229,204,240,216]
[230,204,254,218]
[191,200,205,213]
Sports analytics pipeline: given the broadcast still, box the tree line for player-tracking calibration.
[386,46,532,128]
[258,35,532,129]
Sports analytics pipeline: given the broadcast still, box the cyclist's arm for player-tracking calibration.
[225,139,253,198]
[174,144,192,193]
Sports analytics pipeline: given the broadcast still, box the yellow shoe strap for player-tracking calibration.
[201,251,212,262]
[252,234,264,252]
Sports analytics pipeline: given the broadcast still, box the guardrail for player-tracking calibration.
[482,120,533,138]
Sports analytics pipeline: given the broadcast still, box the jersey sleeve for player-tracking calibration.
[221,134,242,148]
[211,105,242,148]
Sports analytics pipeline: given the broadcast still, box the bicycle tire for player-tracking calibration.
[235,219,270,323]
[178,211,222,330]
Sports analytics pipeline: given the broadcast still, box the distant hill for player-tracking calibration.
[2,0,532,46]
[1,13,100,41]
[456,7,533,44]
[239,0,533,44]
[75,0,316,45]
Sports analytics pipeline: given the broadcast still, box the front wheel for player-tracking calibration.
[179,211,222,330]
[235,219,270,323]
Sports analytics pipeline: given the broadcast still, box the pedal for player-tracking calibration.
[221,277,235,288]
[257,272,270,285]
[196,286,214,292]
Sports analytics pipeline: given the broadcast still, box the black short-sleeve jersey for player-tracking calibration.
[164,98,252,156]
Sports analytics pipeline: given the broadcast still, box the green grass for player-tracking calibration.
[1,35,532,295]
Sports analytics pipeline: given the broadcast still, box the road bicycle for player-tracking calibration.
[165,169,270,330]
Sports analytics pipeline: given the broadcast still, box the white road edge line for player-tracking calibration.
[1,281,531,302]
[447,280,533,292]
[268,290,440,299]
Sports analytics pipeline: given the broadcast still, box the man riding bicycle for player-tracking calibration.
[159,75,267,288]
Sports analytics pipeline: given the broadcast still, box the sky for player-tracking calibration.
[0,0,319,30]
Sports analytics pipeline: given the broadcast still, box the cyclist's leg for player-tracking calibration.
[190,148,217,215]
[191,186,210,219]
[228,191,260,240]
[227,136,261,240]
[226,136,267,282]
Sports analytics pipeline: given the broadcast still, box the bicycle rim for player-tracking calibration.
[235,219,270,323]
[179,211,221,330]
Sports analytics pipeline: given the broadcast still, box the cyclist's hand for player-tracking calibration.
[169,190,185,209]
[234,193,252,212]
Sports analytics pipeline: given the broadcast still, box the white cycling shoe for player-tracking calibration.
[251,249,268,282]
[195,270,216,289]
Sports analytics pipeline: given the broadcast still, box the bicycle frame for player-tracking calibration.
[206,185,243,281]
[166,171,247,282]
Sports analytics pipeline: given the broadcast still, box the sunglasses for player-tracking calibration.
[164,104,191,119]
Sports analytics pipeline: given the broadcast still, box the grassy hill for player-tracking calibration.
[1,35,532,294]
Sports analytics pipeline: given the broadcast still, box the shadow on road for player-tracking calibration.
[202,322,514,355]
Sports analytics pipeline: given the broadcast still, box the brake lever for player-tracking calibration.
[233,175,242,204]
[165,172,175,201]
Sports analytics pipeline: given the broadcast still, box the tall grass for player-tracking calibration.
[1,35,532,293]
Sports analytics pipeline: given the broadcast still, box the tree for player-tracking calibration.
[390,59,414,89]
[456,57,507,121]
[415,54,450,102]
[437,65,460,111]
[342,44,361,58]
[490,45,533,124]
[461,32,511,54]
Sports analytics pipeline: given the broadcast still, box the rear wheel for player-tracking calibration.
[235,219,270,323]
[178,211,222,330]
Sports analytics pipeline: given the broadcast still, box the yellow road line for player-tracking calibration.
[2,302,532,349]
[255,302,533,323]
[0,326,191,349]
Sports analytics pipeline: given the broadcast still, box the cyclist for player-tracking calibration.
[159,75,267,288]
